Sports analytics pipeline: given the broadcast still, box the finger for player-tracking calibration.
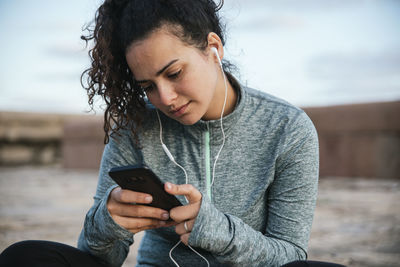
[130,220,178,234]
[111,187,153,204]
[180,233,190,246]
[130,225,159,234]
[114,215,166,231]
[175,219,195,235]
[108,202,170,221]
[164,221,179,228]
[169,203,200,222]
[164,183,202,203]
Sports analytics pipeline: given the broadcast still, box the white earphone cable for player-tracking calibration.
[157,110,209,267]
[156,49,227,267]
[156,110,189,195]
[211,57,228,187]
[168,240,182,266]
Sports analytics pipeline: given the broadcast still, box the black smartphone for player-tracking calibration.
[108,164,182,211]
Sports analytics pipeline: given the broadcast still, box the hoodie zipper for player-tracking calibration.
[205,122,212,200]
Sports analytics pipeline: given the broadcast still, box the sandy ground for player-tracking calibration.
[0,166,399,267]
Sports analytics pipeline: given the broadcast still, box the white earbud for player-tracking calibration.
[211,47,223,67]
[211,47,218,56]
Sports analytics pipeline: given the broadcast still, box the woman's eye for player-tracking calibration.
[168,70,181,79]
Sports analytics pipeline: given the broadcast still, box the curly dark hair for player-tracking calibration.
[81,0,229,144]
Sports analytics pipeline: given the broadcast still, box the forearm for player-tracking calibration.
[78,185,134,267]
[188,196,306,267]
[77,230,131,267]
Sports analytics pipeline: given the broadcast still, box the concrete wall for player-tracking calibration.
[303,101,400,178]
[62,116,104,169]
[0,112,102,167]
[0,112,64,166]
[1,100,399,178]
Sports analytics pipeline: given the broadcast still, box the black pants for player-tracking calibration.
[0,240,346,267]
[0,240,107,267]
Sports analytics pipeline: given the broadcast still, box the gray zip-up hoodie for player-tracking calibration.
[78,82,319,267]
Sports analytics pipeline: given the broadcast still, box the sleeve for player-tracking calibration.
[77,130,143,267]
[188,111,319,267]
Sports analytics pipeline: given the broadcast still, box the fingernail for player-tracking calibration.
[162,213,169,220]
[145,196,152,203]
[165,182,172,190]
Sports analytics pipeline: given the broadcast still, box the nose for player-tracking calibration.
[157,82,178,106]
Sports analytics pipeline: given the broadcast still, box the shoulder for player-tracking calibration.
[244,86,301,114]
[241,85,314,131]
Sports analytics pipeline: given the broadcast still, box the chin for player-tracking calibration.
[175,114,201,126]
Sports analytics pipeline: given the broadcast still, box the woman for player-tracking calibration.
[0,0,344,266]
[77,0,319,266]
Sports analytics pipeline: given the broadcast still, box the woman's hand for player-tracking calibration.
[164,182,202,245]
[107,187,176,234]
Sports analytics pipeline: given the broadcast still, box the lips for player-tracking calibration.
[170,101,190,116]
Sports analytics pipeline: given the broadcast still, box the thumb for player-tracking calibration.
[165,182,202,204]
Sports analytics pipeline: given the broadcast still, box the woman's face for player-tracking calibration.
[125,28,224,125]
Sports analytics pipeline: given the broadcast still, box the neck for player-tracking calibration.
[202,72,237,121]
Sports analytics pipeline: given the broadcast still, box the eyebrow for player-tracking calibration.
[135,59,179,84]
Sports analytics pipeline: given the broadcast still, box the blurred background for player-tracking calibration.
[0,0,399,266]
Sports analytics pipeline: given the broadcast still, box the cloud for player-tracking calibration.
[43,43,87,60]
[307,49,400,104]
[225,0,362,12]
[232,15,305,31]
[308,49,400,80]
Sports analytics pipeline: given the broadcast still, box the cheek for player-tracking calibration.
[174,75,196,97]
[180,68,212,96]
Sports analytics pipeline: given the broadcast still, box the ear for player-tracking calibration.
[206,32,224,63]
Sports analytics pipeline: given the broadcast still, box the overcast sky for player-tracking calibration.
[0,0,399,114]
